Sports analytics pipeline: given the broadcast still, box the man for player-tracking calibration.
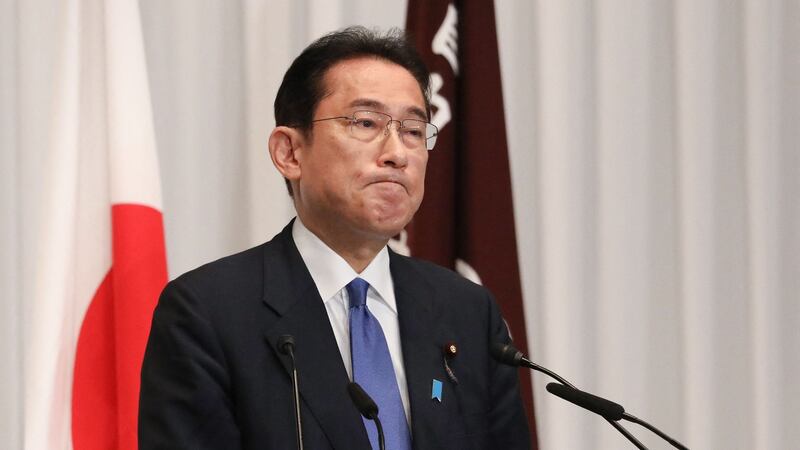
[139,27,530,449]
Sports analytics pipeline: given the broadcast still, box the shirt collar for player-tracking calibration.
[292,217,396,313]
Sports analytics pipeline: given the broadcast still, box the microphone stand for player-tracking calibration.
[519,358,647,450]
[373,416,386,450]
[623,412,687,450]
[278,335,303,450]
[492,343,647,449]
[546,381,688,450]
[347,382,386,450]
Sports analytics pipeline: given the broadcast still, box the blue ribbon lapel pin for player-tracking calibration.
[431,379,443,402]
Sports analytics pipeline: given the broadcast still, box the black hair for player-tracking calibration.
[274,26,431,131]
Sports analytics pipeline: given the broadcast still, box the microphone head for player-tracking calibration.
[277,335,296,355]
[347,382,379,420]
[546,382,625,421]
[490,342,524,367]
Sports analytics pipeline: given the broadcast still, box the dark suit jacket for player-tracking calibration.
[139,222,530,449]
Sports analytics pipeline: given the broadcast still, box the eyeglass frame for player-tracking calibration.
[310,110,439,151]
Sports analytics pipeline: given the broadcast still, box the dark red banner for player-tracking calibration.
[405,1,538,445]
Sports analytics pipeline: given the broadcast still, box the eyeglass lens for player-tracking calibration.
[350,111,437,150]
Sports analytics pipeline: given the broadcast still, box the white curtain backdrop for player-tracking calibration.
[2,1,798,449]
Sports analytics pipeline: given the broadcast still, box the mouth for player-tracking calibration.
[369,181,408,197]
[367,174,408,192]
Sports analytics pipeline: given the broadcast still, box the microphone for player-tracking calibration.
[347,382,385,450]
[277,335,303,450]
[546,382,624,421]
[490,342,576,388]
[546,383,688,450]
[491,342,647,449]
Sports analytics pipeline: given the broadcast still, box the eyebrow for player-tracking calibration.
[348,98,428,121]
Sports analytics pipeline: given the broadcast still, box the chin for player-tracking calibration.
[366,220,407,240]
[361,211,413,240]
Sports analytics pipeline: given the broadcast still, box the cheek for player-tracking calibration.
[411,156,428,196]
[317,158,362,198]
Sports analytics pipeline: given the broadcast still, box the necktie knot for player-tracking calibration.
[346,277,370,309]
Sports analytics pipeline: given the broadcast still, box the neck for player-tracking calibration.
[296,215,388,273]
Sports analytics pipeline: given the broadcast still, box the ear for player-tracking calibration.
[268,126,304,182]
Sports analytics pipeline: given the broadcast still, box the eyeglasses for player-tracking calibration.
[311,110,439,151]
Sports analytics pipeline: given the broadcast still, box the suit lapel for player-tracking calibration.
[261,224,371,450]
[391,252,456,449]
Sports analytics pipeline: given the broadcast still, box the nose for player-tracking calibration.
[377,121,408,168]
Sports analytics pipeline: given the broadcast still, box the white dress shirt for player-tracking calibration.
[292,218,411,425]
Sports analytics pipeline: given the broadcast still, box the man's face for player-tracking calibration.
[292,57,429,243]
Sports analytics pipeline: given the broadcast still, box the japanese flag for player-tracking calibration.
[26,1,168,449]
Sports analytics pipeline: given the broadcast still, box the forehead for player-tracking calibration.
[318,57,426,118]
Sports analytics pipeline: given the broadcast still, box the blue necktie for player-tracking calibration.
[347,278,412,450]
